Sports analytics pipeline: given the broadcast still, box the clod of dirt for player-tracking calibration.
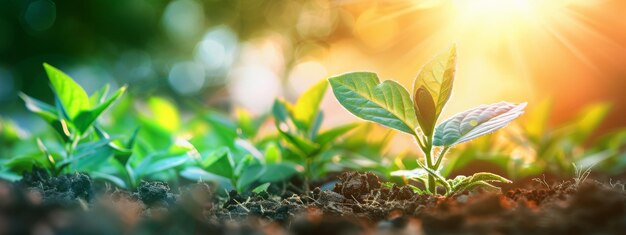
[333,172,381,201]
[135,180,175,208]
[18,167,92,204]
[179,183,215,222]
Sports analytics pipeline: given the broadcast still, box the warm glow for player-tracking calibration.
[316,0,626,131]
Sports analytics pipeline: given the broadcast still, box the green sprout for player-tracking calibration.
[272,80,358,193]
[329,46,526,195]
[18,63,127,176]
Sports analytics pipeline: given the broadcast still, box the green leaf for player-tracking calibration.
[264,142,282,163]
[135,154,189,177]
[329,72,418,135]
[203,149,235,179]
[259,163,298,182]
[147,97,180,132]
[466,172,511,184]
[278,128,320,156]
[412,46,457,136]
[36,138,55,170]
[19,93,70,140]
[433,102,527,146]
[91,172,127,188]
[413,86,436,136]
[252,182,271,193]
[567,102,611,144]
[0,169,21,181]
[315,123,359,146]
[272,99,298,133]
[234,155,260,177]
[236,164,265,192]
[236,108,267,138]
[90,84,110,106]
[204,110,238,148]
[293,80,328,131]
[74,86,127,133]
[180,167,231,184]
[43,63,90,119]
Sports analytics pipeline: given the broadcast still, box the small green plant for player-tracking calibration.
[272,80,358,192]
[181,105,299,193]
[329,46,526,195]
[17,63,127,175]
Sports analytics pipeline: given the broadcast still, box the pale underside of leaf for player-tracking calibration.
[329,72,418,135]
[433,102,527,146]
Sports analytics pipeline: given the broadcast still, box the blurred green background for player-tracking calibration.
[2,0,626,140]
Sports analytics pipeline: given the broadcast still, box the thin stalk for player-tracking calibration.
[433,147,450,170]
[424,148,436,193]
[65,135,81,174]
[123,164,135,189]
[414,133,436,193]
[303,158,312,195]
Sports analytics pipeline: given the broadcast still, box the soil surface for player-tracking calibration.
[1,170,626,235]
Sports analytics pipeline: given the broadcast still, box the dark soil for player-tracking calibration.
[1,170,626,235]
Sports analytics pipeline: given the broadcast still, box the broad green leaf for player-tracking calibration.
[252,182,271,193]
[236,164,265,192]
[260,163,298,182]
[412,46,457,136]
[203,149,235,179]
[264,142,282,163]
[293,80,328,131]
[278,128,320,156]
[315,123,359,146]
[135,154,189,177]
[180,166,232,188]
[204,110,238,148]
[234,155,260,177]
[74,86,127,133]
[433,102,527,146]
[329,72,418,135]
[43,63,90,119]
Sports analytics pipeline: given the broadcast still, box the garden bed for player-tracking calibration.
[2,170,625,235]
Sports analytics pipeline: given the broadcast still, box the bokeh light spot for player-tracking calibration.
[162,0,204,42]
[168,61,206,95]
[23,0,56,32]
[229,65,281,114]
[288,61,328,94]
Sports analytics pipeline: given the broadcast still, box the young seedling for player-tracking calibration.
[272,80,358,193]
[19,63,127,175]
[329,46,526,195]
